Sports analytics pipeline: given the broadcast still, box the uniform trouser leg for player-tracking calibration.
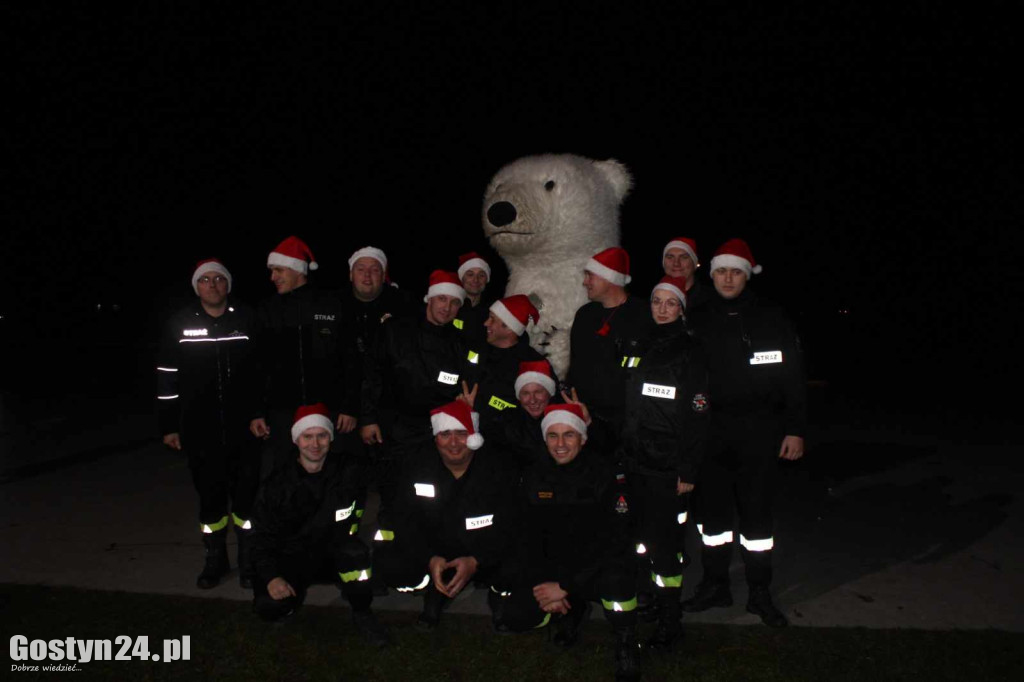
[733,429,778,587]
[494,562,637,633]
[334,536,375,611]
[252,551,312,621]
[372,534,431,593]
[694,451,737,583]
[631,473,689,592]
[188,444,230,531]
[259,409,295,481]
[252,540,374,621]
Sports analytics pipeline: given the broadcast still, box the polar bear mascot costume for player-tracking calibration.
[482,153,632,379]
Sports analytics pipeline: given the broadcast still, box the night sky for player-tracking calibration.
[6,4,1017,413]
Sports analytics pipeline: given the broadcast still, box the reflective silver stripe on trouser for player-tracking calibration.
[739,535,774,552]
[697,524,734,547]
[396,574,430,592]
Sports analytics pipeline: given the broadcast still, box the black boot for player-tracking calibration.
[746,585,788,627]
[235,525,254,589]
[196,530,230,589]
[613,624,642,682]
[416,585,449,630]
[552,599,591,647]
[352,609,391,647]
[646,592,682,650]
[681,578,732,613]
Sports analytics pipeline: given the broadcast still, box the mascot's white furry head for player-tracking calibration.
[483,154,632,378]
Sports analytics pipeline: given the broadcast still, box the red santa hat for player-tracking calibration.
[514,360,557,398]
[489,294,539,336]
[662,237,700,267]
[291,403,334,443]
[191,258,232,295]
[457,252,491,280]
[709,238,762,277]
[651,275,688,310]
[348,246,388,273]
[268,236,319,275]
[585,247,632,286]
[541,404,588,440]
[422,270,467,302]
[429,400,484,450]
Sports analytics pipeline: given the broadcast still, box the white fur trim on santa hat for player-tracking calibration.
[268,252,317,275]
[585,258,631,286]
[663,240,700,267]
[348,247,387,272]
[489,299,527,336]
[709,254,762,277]
[652,282,687,309]
[291,414,335,443]
[458,257,491,281]
[430,411,484,450]
[515,372,556,398]
[423,282,467,303]
[541,409,588,440]
[192,262,232,295]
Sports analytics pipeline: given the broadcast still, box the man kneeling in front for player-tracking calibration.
[248,404,389,646]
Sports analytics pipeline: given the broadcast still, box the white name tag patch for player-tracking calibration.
[414,483,436,498]
[437,371,459,385]
[750,351,783,365]
[465,514,494,530]
[642,383,677,400]
[335,501,356,522]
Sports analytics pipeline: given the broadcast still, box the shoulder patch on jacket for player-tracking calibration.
[692,393,709,412]
[615,495,629,514]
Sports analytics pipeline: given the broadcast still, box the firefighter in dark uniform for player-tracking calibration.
[360,270,477,512]
[619,275,710,649]
[157,258,259,589]
[248,404,389,645]
[662,237,711,311]
[372,400,515,628]
[684,239,807,627]
[492,404,641,682]
[454,251,497,353]
[249,236,360,477]
[481,360,559,470]
[340,246,416,357]
[567,247,653,443]
[471,295,546,436]
[339,246,416,532]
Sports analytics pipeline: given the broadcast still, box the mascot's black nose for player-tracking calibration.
[487,201,517,228]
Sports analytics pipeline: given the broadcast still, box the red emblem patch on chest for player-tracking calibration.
[615,495,629,514]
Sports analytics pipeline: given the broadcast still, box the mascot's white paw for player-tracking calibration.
[482,153,632,379]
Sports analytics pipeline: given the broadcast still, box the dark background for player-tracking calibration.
[4,3,1018,423]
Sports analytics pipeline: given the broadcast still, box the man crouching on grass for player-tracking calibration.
[248,404,389,646]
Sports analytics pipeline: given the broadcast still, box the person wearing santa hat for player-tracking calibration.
[371,400,516,629]
[157,258,260,590]
[360,270,478,512]
[464,294,548,436]
[453,251,498,352]
[477,359,559,469]
[684,239,807,628]
[246,404,389,644]
[492,403,641,681]
[619,275,711,649]
[662,237,710,310]
[340,246,416,356]
[567,246,653,442]
[250,236,360,479]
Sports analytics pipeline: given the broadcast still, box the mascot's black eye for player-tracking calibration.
[545,180,556,191]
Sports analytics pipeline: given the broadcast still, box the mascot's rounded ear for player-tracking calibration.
[593,159,633,203]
